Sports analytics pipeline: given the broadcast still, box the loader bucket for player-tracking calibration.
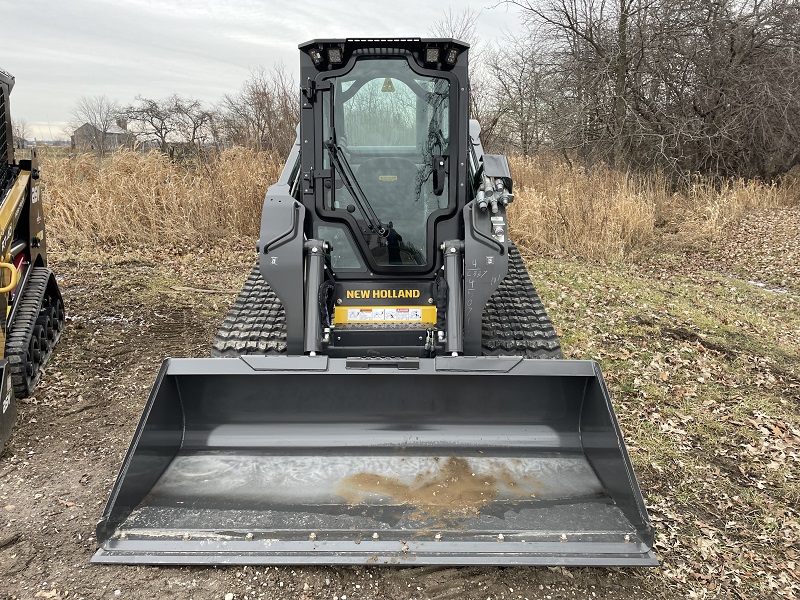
[93,356,656,566]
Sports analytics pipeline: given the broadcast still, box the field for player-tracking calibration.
[0,150,798,599]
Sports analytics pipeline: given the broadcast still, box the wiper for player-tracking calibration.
[325,139,388,237]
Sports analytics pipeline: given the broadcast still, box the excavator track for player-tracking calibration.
[5,267,65,398]
[480,242,562,359]
[211,264,287,357]
[212,242,561,359]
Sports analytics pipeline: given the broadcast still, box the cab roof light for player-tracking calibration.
[309,48,324,66]
[425,47,441,64]
[327,47,343,65]
[445,47,459,65]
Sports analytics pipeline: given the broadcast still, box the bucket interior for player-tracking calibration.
[94,358,655,565]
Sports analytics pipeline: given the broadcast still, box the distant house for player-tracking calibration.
[71,119,135,151]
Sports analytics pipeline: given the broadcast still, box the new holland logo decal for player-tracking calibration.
[346,289,421,299]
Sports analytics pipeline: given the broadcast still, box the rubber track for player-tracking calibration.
[212,243,562,359]
[480,242,562,359]
[211,264,287,357]
[6,267,65,397]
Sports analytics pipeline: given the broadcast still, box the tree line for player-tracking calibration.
[475,0,800,180]
[70,65,299,158]
[71,1,800,181]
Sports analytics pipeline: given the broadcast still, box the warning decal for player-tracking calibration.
[340,306,430,324]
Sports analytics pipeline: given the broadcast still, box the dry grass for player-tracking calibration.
[41,148,282,249]
[669,174,799,241]
[39,147,799,261]
[508,155,800,261]
[508,156,663,261]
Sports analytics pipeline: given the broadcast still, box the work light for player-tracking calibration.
[327,47,343,64]
[309,48,324,66]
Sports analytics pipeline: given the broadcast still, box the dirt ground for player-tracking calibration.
[1,209,798,600]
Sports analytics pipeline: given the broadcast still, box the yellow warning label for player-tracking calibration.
[378,175,398,181]
[334,305,436,325]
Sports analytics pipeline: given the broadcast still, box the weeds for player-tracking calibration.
[41,148,281,248]
[507,155,799,261]
[40,148,799,261]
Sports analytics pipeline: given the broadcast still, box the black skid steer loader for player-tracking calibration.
[94,39,656,566]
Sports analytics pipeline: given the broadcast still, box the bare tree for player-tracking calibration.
[501,0,800,178]
[125,95,217,157]
[124,96,177,153]
[429,7,481,47]
[172,97,215,152]
[219,65,299,155]
[504,0,642,166]
[485,31,560,155]
[70,95,121,156]
[679,0,800,177]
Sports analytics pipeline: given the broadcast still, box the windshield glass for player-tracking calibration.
[324,58,450,267]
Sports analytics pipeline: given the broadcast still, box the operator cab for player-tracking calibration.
[299,39,468,275]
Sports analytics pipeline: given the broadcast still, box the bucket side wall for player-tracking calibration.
[96,362,184,543]
[581,368,654,546]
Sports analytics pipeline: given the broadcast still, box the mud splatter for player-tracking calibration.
[336,457,530,519]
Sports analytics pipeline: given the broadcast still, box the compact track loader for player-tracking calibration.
[95,39,655,566]
[0,70,66,452]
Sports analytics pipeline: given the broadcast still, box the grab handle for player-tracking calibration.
[0,262,19,293]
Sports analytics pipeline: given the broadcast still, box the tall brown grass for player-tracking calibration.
[508,155,800,261]
[508,157,662,261]
[40,148,799,260]
[42,148,282,249]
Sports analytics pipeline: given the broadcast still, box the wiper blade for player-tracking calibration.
[325,140,388,237]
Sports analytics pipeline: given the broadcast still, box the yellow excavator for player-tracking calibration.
[0,69,65,452]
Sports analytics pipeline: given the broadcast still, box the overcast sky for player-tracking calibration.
[1,0,523,140]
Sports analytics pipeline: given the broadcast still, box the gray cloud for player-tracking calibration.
[1,0,519,140]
